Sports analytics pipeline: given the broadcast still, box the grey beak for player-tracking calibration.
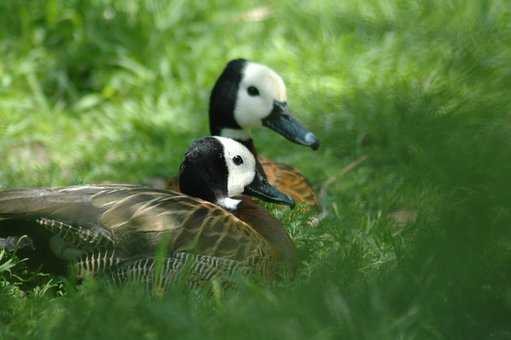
[262,101,320,150]
[244,171,295,208]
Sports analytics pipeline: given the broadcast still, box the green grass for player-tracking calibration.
[1,0,511,338]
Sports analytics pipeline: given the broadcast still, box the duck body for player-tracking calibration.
[0,137,296,286]
[0,185,294,277]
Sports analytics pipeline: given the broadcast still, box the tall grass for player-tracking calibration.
[1,0,510,339]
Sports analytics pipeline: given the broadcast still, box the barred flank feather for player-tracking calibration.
[111,252,252,290]
[74,250,121,278]
[36,218,113,251]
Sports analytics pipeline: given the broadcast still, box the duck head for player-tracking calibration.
[178,136,295,211]
[209,59,320,150]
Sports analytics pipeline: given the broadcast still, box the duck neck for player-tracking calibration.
[214,127,259,158]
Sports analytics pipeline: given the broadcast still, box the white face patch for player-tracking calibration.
[233,62,288,128]
[213,136,256,200]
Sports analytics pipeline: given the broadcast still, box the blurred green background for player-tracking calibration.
[1,0,511,339]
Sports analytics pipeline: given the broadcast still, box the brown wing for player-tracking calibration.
[0,185,128,250]
[98,191,274,267]
[0,185,275,274]
[258,157,319,208]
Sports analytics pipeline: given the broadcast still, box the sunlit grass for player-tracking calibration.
[1,0,511,339]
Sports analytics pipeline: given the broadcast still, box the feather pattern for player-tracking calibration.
[258,157,319,207]
[36,217,113,250]
[0,185,279,280]
[74,250,121,277]
[110,252,253,290]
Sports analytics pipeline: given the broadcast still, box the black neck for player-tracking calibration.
[210,124,258,158]
[209,123,223,137]
[208,59,246,136]
[239,138,257,157]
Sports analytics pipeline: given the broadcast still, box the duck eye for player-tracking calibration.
[232,155,244,166]
[247,86,260,96]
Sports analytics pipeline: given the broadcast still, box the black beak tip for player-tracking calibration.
[305,132,320,150]
[289,199,296,209]
[274,190,295,208]
[282,193,296,208]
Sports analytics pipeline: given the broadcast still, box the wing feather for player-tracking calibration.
[259,157,319,207]
[0,185,275,273]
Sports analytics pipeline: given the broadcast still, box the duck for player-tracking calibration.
[167,59,320,207]
[0,136,296,287]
